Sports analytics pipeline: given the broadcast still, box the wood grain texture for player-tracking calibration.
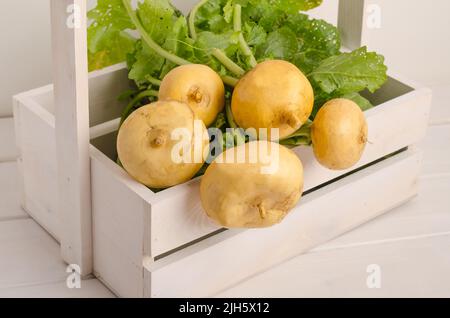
[0,219,67,289]
[0,162,27,221]
[91,146,148,298]
[13,96,60,240]
[217,234,450,298]
[50,0,92,275]
[312,174,450,250]
[0,279,114,298]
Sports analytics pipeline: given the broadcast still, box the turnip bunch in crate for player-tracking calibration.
[88,0,386,227]
[13,0,431,297]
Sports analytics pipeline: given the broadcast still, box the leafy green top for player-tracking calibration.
[88,0,388,146]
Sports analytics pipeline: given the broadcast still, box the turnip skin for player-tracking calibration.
[117,100,209,189]
[200,141,304,228]
[311,98,368,170]
[231,60,314,140]
[159,64,225,127]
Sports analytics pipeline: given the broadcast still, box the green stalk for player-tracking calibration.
[221,75,239,87]
[122,0,191,66]
[188,0,208,40]
[211,49,245,77]
[120,90,159,125]
[146,75,162,86]
[233,4,257,68]
[225,102,238,129]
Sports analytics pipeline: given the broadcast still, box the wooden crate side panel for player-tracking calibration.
[91,148,147,298]
[14,98,60,241]
[145,150,421,298]
[149,89,431,258]
[87,64,130,127]
[25,64,130,128]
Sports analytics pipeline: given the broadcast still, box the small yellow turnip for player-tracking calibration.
[117,100,209,189]
[159,64,225,127]
[311,98,368,170]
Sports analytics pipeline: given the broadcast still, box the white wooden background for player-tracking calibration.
[0,90,448,297]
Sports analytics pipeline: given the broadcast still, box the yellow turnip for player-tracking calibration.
[231,60,314,140]
[311,98,368,170]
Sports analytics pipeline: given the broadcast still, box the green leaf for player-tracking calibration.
[279,121,312,147]
[341,92,373,111]
[256,27,299,60]
[160,16,194,77]
[126,0,195,88]
[243,22,267,47]
[87,0,136,71]
[271,0,323,13]
[283,14,340,73]
[193,31,240,72]
[128,41,165,89]
[223,0,235,23]
[137,0,177,45]
[195,0,231,33]
[310,46,388,95]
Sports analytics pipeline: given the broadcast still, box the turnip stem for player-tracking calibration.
[233,4,257,68]
[226,102,238,129]
[221,75,239,87]
[188,0,208,40]
[211,49,245,77]
[146,76,162,86]
[122,0,191,66]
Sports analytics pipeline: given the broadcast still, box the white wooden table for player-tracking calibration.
[0,86,449,298]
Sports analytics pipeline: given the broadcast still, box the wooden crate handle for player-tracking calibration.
[50,0,92,276]
[338,0,368,49]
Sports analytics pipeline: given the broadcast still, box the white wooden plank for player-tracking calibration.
[50,0,92,275]
[311,174,450,250]
[338,0,367,49]
[145,150,420,297]
[91,147,146,298]
[0,279,114,298]
[418,124,450,175]
[0,162,27,221]
[14,97,60,240]
[217,234,450,298]
[0,219,68,289]
[0,117,18,162]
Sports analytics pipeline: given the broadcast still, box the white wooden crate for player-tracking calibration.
[12,0,432,297]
